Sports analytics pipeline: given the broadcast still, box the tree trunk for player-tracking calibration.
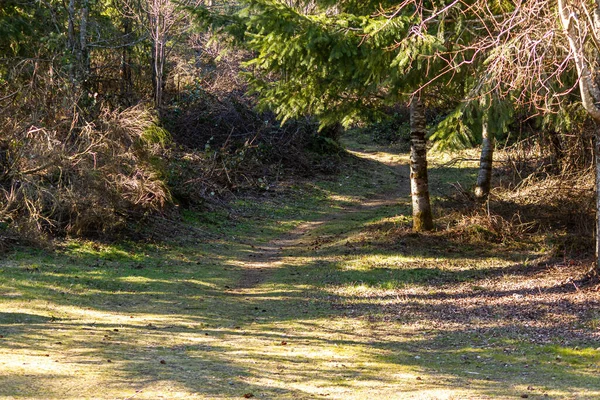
[78,0,89,86]
[409,98,434,232]
[596,128,600,276]
[154,24,164,109]
[150,0,166,110]
[474,118,494,201]
[121,17,133,103]
[67,0,77,84]
[66,0,89,90]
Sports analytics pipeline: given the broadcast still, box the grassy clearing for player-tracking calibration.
[1,137,600,399]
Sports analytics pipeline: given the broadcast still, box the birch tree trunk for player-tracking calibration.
[153,10,165,109]
[474,118,494,201]
[596,130,600,272]
[410,98,434,232]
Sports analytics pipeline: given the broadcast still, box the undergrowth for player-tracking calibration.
[0,102,171,244]
[0,45,344,249]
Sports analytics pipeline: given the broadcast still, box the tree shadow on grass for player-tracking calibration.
[0,312,55,324]
[1,151,597,397]
[6,318,594,399]
[2,250,599,398]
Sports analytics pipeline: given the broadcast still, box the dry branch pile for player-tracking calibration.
[0,103,171,245]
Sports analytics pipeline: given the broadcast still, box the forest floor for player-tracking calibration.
[1,134,600,399]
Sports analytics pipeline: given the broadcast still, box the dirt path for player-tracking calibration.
[234,152,411,290]
[5,145,600,399]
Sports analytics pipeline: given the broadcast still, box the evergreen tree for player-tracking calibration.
[193,0,475,231]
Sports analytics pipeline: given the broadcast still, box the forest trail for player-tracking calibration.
[233,149,411,291]
[2,143,600,400]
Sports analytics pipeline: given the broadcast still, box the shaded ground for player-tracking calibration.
[1,139,599,399]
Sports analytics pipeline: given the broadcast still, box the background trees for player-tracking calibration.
[196,0,600,267]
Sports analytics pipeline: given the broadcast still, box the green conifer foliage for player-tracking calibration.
[191,1,530,231]
[193,0,476,128]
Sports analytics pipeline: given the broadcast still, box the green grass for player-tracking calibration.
[1,135,599,399]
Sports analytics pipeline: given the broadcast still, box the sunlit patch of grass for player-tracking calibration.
[327,193,364,206]
[63,240,147,261]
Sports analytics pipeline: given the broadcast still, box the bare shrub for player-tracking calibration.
[0,101,171,242]
[436,149,594,256]
[161,28,342,203]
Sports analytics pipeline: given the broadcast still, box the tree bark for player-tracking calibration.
[474,118,494,201]
[66,0,89,90]
[121,17,133,103]
[149,0,167,110]
[596,129,600,273]
[154,16,165,109]
[79,0,89,85]
[67,0,77,84]
[558,0,600,121]
[410,98,434,232]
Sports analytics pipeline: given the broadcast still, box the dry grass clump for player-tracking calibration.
[437,175,593,256]
[436,209,535,245]
[491,170,595,257]
[499,171,594,229]
[435,141,595,257]
[0,103,171,243]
